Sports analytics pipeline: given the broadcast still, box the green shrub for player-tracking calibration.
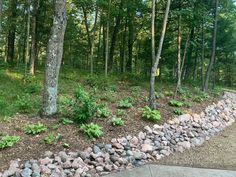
[118,97,133,109]
[142,106,161,122]
[96,105,110,118]
[81,123,103,139]
[117,109,126,116]
[0,135,20,149]
[173,108,183,115]
[42,133,62,145]
[15,94,33,113]
[71,85,97,123]
[23,122,47,135]
[168,99,184,107]
[111,117,124,126]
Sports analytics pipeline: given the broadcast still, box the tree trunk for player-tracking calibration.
[105,0,111,77]
[109,2,123,72]
[174,4,182,98]
[149,0,171,109]
[201,18,205,90]
[42,0,67,117]
[7,0,17,64]
[203,0,218,92]
[29,0,39,75]
[25,0,31,73]
[0,0,2,34]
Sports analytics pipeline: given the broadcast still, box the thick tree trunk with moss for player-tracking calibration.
[42,0,67,117]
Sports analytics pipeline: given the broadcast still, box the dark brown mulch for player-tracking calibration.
[0,89,219,172]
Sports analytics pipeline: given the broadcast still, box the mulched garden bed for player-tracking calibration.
[0,86,219,172]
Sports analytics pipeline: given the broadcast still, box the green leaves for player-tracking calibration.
[111,117,124,126]
[142,106,161,122]
[0,135,20,149]
[23,122,47,135]
[80,123,103,139]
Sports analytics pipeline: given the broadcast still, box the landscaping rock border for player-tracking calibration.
[1,92,236,177]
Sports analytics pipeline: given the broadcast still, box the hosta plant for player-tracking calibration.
[142,106,161,122]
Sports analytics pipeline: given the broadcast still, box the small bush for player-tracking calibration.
[96,105,110,118]
[42,133,62,145]
[111,117,124,126]
[118,97,133,109]
[117,109,126,116]
[71,85,97,123]
[0,135,20,149]
[142,106,161,122]
[81,123,103,139]
[23,122,47,135]
[173,108,183,115]
[168,99,184,107]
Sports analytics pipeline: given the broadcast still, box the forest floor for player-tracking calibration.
[0,67,221,172]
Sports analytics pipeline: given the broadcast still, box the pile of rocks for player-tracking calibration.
[1,92,236,177]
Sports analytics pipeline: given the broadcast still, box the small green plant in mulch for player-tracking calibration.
[80,123,103,139]
[63,143,70,148]
[168,99,184,107]
[0,135,20,149]
[142,106,161,122]
[111,117,124,126]
[173,108,183,115]
[117,109,126,117]
[96,104,110,118]
[23,122,47,135]
[42,133,62,145]
[118,97,133,109]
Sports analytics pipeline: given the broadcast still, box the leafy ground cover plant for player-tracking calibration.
[118,97,133,109]
[111,117,124,126]
[80,123,103,139]
[0,135,20,149]
[173,108,183,115]
[168,99,184,107]
[96,104,110,118]
[15,94,33,113]
[23,122,47,135]
[142,106,161,122]
[183,102,192,107]
[42,133,62,145]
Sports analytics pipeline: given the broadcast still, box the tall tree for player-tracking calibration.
[105,0,111,77]
[149,0,171,109]
[29,0,40,75]
[7,0,17,64]
[42,0,67,117]
[203,0,219,92]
